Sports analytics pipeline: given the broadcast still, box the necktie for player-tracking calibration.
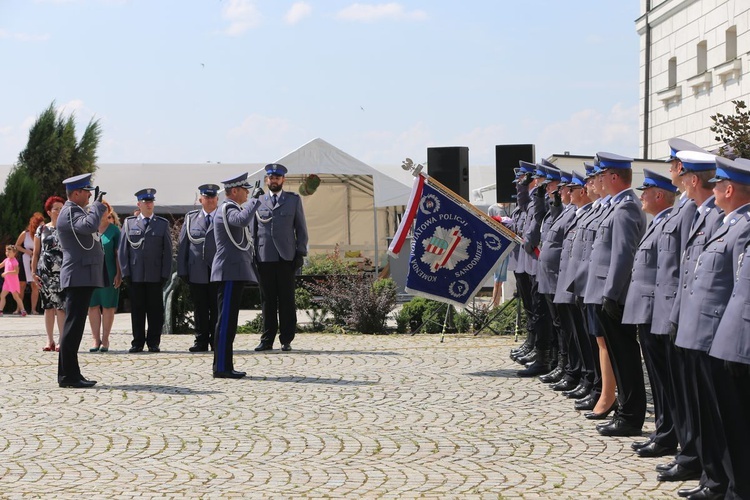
[205,214,212,227]
[143,217,150,228]
[272,194,278,207]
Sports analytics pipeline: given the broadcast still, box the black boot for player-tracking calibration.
[516,348,538,365]
[517,349,553,377]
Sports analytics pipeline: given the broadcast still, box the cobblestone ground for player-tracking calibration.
[0,313,690,499]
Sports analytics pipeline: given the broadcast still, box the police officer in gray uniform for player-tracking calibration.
[118,189,173,353]
[622,169,677,458]
[56,173,107,388]
[509,162,534,362]
[251,164,309,352]
[670,156,750,500]
[584,152,647,437]
[211,173,262,378]
[178,184,220,352]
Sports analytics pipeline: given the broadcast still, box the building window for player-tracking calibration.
[668,57,677,88]
[726,26,737,61]
[697,41,707,73]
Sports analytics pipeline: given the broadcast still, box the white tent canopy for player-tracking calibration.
[249,138,411,265]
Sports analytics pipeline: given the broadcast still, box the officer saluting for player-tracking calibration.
[56,173,107,388]
[211,173,263,378]
[118,188,173,353]
[177,184,220,352]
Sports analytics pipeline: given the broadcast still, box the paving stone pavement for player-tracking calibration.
[0,312,692,499]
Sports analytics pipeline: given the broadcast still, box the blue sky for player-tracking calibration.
[0,0,641,168]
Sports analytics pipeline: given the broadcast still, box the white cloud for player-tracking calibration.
[222,0,262,36]
[285,2,312,25]
[227,114,308,157]
[336,3,427,22]
[0,29,50,42]
[534,103,640,159]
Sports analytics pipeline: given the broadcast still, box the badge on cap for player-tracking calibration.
[265,164,288,176]
[135,188,157,201]
[222,173,252,189]
[199,184,220,197]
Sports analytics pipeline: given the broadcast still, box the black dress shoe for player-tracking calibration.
[517,359,552,377]
[574,394,596,411]
[655,460,677,472]
[678,485,705,498]
[636,442,677,458]
[128,346,144,353]
[539,367,562,383]
[189,344,209,352]
[59,379,97,388]
[213,370,246,379]
[550,378,578,391]
[148,346,161,353]
[630,439,653,451]
[562,383,588,398]
[584,401,618,420]
[656,463,702,482]
[685,486,724,499]
[597,418,642,437]
[516,349,538,365]
[254,342,273,352]
[281,344,292,352]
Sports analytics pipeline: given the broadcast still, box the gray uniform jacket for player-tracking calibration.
[537,203,575,295]
[675,204,750,352]
[56,200,107,289]
[622,208,672,325]
[566,198,608,297]
[250,191,308,263]
[584,189,646,305]
[668,196,723,325]
[710,238,750,364]
[554,203,593,305]
[211,199,260,283]
[650,196,697,335]
[119,215,173,283]
[508,183,530,273]
[520,187,547,276]
[177,210,216,285]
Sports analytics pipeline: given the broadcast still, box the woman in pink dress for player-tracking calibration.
[0,245,27,317]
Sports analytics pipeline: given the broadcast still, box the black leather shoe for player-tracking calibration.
[574,394,596,411]
[551,378,578,391]
[539,367,562,383]
[281,344,292,352]
[636,442,677,458]
[597,418,642,437]
[59,379,97,388]
[656,464,702,482]
[563,383,588,398]
[213,370,246,379]
[655,460,677,472]
[585,401,618,420]
[254,343,273,352]
[678,485,705,498]
[128,346,144,353]
[517,359,552,377]
[516,349,538,365]
[148,346,161,353]
[685,486,723,499]
[189,344,209,352]
[631,439,653,451]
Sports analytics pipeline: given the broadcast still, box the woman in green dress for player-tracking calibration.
[88,202,122,352]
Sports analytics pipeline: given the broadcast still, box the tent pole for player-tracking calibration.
[373,203,379,275]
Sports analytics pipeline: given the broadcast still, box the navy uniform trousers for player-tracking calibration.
[214,281,246,374]
[58,287,95,384]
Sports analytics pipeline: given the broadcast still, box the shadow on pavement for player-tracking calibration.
[235,350,400,356]
[103,384,221,395]
[245,375,377,386]
[466,369,522,378]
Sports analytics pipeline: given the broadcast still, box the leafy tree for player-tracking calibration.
[16,101,102,202]
[710,100,750,159]
[0,166,41,244]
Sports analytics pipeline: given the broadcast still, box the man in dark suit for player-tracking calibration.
[178,184,220,352]
[118,189,173,353]
[622,169,677,458]
[56,173,107,388]
[584,152,647,437]
[251,164,309,353]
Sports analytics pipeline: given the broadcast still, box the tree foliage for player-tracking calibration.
[16,101,102,202]
[0,166,41,245]
[710,100,750,159]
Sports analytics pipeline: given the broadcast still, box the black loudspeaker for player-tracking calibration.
[495,144,535,203]
[427,146,469,200]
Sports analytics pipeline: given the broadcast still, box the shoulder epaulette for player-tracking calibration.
[154,215,169,223]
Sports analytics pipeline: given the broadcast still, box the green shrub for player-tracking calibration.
[237,314,264,334]
[302,248,357,276]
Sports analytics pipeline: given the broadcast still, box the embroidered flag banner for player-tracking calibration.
[389,174,517,308]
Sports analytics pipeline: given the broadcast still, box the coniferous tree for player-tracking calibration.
[0,166,41,244]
